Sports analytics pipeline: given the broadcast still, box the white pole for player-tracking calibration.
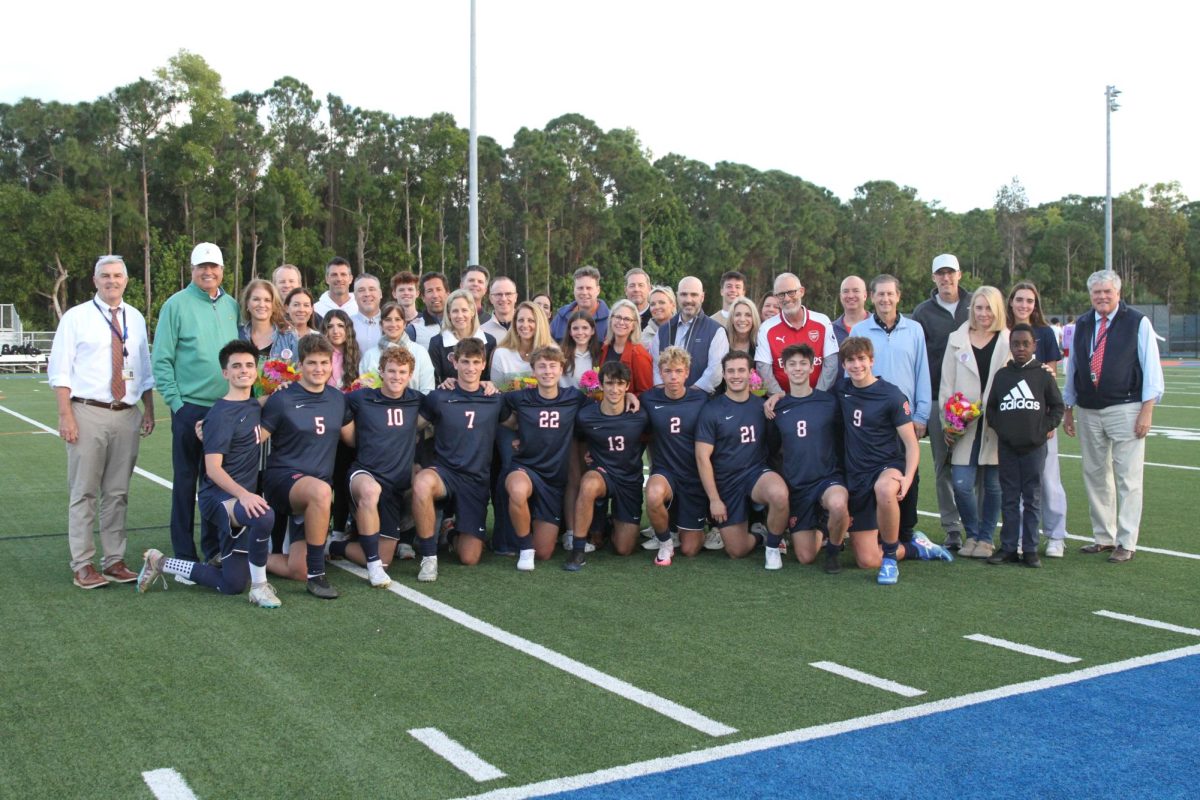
[468,0,480,267]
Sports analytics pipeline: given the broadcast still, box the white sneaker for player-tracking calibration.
[640,525,654,539]
[173,573,196,586]
[517,549,536,572]
[703,530,725,550]
[417,556,438,582]
[396,543,416,560]
[248,582,281,609]
[642,535,661,550]
[765,546,783,570]
[1045,538,1066,558]
[750,522,768,536]
[367,561,392,588]
[654,540,674,567]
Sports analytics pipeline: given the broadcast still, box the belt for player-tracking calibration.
[72,397,134,411]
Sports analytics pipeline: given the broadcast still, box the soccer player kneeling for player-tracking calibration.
[411,338,505,582]
[837,336,937,584]
[768,344,851,573]
[502,345,588,570]
[137,340,280,608]
[695,351,791,570]
[329,346,427,587]
[564,362,649,571]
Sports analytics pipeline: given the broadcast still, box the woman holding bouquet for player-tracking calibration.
[559,310,601,390]
[938,286,1010,558]
[599,300,653,395]
[238,279,298,363]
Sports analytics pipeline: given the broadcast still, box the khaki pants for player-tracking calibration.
[66,403,142,571]
[1076,404,1144,550]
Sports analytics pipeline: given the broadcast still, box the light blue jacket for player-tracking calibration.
[849,314,932,425]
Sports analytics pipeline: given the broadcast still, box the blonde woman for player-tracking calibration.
[599,299,653,394]
[238,279,297,363]
[491,301,553,389]
[724,296,761,355]
[643,285,676,344]
[938,286,1010,558]
[428,288,497,387]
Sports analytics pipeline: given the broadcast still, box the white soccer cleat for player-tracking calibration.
[654,540,674,567]
[396,543,416,560]
[764,546,783,571]
[703,530,725,551]
[517,549,536,572]
[417,556,438,582]
[367,561,392,588]
[248,582,282,609]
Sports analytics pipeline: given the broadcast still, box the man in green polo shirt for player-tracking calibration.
[152,243,239,564]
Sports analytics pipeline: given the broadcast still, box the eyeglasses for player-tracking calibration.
[490,292,517,299]
[774,288,801,300]
[612,315,637,324]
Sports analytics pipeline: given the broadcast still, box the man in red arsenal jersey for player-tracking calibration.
[755,272,840,394]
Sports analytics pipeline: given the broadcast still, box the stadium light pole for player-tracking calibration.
[1104,84,1120,271]
[468,0,480,267]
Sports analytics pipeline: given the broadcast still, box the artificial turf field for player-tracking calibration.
[1,367,1198,799]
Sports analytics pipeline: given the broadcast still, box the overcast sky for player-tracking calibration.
[3,0,1193,212]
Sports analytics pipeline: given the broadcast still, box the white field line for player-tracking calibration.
[808,661,926,698]
[333,561,736,737]
[408,727,506,782]
[1157,404,1200,410]
[1094,610,1200,637]
[142,768,199,800]
[0,404,173,489]
[963,634,1080,664]
[1062,534,1200,561]
[453,643,1200,800]
[917,437,1200,471]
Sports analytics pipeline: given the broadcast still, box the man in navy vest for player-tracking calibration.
[650,276,729,393]
[1063,269,1163,564]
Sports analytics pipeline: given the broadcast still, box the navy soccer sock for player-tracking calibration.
[417,535,438,558]
[306,544,326,579]
[882,540,900,562]
[765,531,783,549]
[654,528,672,543]
[516,533,535,551]
[359,532,382,563]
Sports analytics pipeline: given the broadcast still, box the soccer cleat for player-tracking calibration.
[417,556,438,582]
[306,575,339,599]
[641,535,661,550]
[823,547,843,575]
[654,540,674,567]
[135,549,166,593]
[173,574,196,586]
[248,582,282,609]
[703,530,725,551]
[876,557,899,585]
[910,531,954,562]
[517,549,536,572]
[563,550,587,572]
[1044,539,1065,558]
[764,546,783,571]
[396,543,417,560]
[367,562,392,588]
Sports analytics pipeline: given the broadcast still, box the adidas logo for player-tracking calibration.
[1000,380,1041,411]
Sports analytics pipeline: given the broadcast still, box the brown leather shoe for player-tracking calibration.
[103,560,138,583]
[1107,546,1135,563]
[73,564,109,589]
[1080,543,1116,554]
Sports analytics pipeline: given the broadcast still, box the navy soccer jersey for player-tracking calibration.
[642,386,708,478]
[836,377,912,481]
[575,404,648,482]
[199,398,262,495]
[261,382,348,483]
[346,387,425,486]
[505,387,587,484]
[695,393,769,487]
[772,390,844,489]
[420,386,507,479]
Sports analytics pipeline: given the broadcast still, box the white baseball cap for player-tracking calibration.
[931,253,960,274]
[190,242,224,267]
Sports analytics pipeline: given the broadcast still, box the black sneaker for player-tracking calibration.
[823,548,842,574]
[986,549,1020,565]
[306,575,339,599]
[563,550,587,572]
[1023,552,1043,568]
[943,531,963,551]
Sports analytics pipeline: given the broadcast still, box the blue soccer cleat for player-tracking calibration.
[877,557,899,585]
[910,531,954,562]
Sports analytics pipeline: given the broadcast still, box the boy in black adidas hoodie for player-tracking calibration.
[985,324,1065,567]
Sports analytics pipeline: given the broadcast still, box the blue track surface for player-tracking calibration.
[544,654,1200,799]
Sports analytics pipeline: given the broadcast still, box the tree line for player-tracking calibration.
[2,50,1198,331]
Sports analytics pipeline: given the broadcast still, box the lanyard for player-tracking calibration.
[93,300,128,358]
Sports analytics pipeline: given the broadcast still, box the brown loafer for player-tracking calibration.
[73,564,109,589]
[103,560,138,583]
[1080,543,1116,554]
[1107,546,1135,563]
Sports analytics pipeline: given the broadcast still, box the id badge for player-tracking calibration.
[122,362,135,382]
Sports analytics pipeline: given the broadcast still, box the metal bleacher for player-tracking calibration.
[0,304,49,373]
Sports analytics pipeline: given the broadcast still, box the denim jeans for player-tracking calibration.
[950,434,1001,543]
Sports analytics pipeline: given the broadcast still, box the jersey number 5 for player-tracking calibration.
[314,416,325,434]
